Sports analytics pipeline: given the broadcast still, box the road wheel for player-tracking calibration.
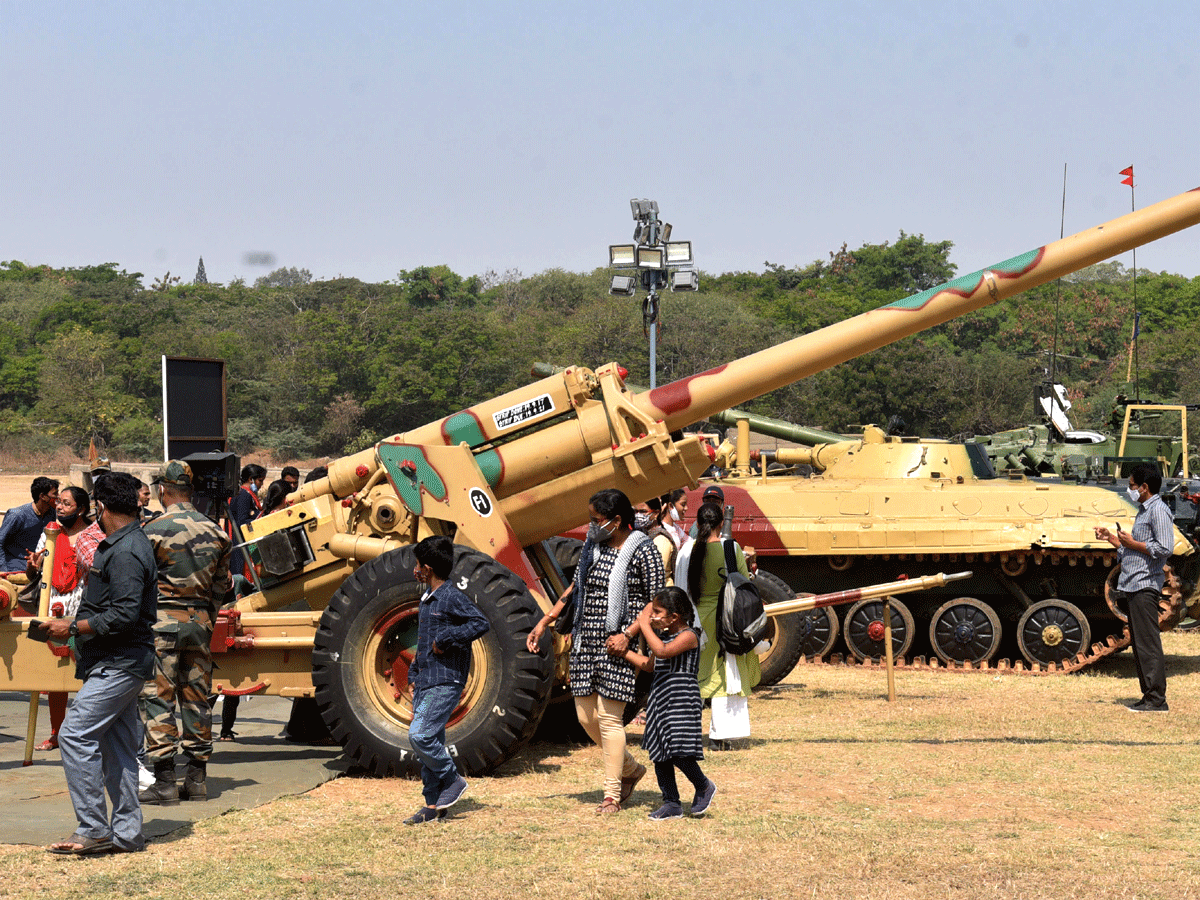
[843,597,914,662]
[311,544,553,776]
[754,570,833,685]
[1017,599,1091,668]
[928,598,1002,666]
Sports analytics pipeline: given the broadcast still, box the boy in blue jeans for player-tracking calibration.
[404,536,490,825]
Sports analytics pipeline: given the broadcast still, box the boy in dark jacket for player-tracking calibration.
[404,536,490,825]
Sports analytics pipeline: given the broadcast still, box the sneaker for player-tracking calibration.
[619,763,647,804]
[403,806,445,825]
[647,802,684,820]
[435,775,469,810]
[1128,700,1168,712]
[691,779,717,817]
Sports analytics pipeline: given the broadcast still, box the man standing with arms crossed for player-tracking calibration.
[1094,463,1175,712]
[47,472,157,855]
[138,461,233,804]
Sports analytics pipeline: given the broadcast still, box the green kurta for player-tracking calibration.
[693,541,760,698]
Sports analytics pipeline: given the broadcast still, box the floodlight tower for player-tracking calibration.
[608,199,697,389]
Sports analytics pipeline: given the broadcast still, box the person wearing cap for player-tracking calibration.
[138,460,232,805]
[687,485,725,540]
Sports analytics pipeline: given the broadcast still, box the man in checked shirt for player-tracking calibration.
[1094,463,1176,712]
[403,535,490,825]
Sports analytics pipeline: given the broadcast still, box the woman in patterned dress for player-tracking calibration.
[527,489,665,814]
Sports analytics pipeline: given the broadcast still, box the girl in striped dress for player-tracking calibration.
[617,587,717,820]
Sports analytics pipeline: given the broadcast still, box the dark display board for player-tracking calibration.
[163,357,227,459]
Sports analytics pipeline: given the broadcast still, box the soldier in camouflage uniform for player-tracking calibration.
[137,460,232,804]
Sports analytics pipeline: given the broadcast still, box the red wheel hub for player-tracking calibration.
[866,619,886,642]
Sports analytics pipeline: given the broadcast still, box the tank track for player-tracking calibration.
[779,554,1189,676]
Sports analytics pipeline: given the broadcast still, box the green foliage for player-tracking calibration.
[0,238,1197,463]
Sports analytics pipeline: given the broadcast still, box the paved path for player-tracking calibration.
[0,692,345,847]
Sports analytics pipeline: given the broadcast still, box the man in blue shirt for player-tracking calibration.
[404,536,490,825]
[1094,463,1175,712]
[0,476,58,572]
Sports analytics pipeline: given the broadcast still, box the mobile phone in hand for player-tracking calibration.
[25,620,50,643]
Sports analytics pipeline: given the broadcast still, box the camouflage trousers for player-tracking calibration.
[139,607,214,764]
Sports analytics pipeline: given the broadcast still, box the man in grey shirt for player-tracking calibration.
[1094,463,1175,712]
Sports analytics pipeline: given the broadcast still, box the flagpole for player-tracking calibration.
[1119,165,1139,400]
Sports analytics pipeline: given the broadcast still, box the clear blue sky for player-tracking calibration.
[4,0,1198,286]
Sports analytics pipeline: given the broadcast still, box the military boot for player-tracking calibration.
[138,760,179,806]
[180,760,207,801]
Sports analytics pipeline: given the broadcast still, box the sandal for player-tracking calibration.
[217,732,237,742]
[47,834,112,856]
[595,797,621,815]
[619,763,646,804]
[36,736,59,751]
[632,710,647,726]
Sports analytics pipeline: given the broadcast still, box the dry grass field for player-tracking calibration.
[3,632,1200,899]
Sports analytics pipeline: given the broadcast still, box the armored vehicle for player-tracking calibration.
[690,414,1199,682]
[966,383,1191,480]
[6,183,1200,776]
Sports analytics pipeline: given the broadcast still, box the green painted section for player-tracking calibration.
[443,412,486,447]
[377,443,448,514]
[884,248,1042,311]
[439,412,502,487]
[474,449,503,486]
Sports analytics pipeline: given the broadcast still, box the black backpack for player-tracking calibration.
[716,541,769,655]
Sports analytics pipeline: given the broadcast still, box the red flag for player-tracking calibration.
[1120,165,1134,186]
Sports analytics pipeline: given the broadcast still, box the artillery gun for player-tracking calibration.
[691,409,1200,681]
[5,184,1200,777]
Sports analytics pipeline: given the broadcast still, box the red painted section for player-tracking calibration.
[647,364,729,417]
[685,483,788,557]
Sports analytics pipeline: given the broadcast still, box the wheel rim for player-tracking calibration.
[797,607,838,657]
[843,597,913,662]
[928,598,1002,665]
[361,599,490,731]
[1017,599,1091,666]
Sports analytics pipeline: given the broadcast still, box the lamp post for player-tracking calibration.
[608,199,697,389]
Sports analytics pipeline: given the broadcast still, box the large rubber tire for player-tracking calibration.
[311,544,553,777]
[754,570,808,686]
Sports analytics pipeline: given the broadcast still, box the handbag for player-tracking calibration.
[554,592,577,635]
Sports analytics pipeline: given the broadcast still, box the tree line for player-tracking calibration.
[2,235,1198,465]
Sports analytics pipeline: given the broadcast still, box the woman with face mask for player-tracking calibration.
[26,486,106,751]
[526,488,666,814]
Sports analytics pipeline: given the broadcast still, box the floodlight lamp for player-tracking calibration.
[660,222,672,243]
[637,246,665,269]
[630,198,659,220]
[664,241,693,265]
[609,244,637,267]
[610,274,636,296]
[633,223,648,244]
[670,270,699,292]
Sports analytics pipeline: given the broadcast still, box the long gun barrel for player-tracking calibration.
[763,571,973,617]
[292,186,1200,552]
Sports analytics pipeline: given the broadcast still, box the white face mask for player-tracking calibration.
[669,507,681,523]
[1127,487,1142,504]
